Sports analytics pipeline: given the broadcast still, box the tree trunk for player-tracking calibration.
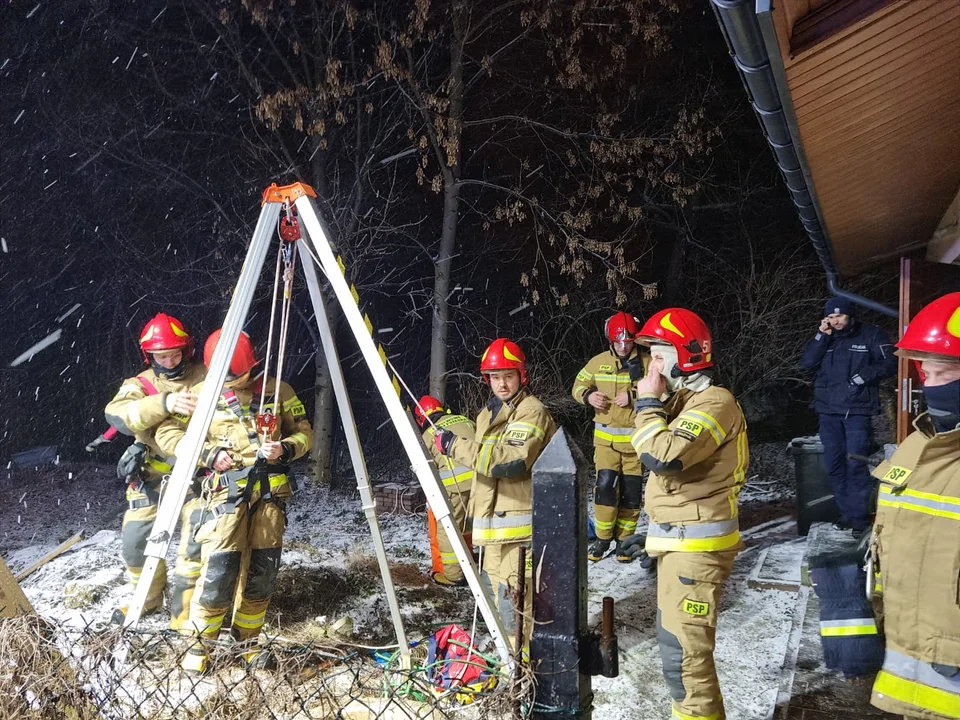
[310,335,335,486]
[428,4,465,403]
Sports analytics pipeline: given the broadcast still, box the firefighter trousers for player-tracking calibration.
[593,443,643,541]
[428,488,472,582]
[186,479,289,647]
[480,541,533,652]
[121,478,201,621]
[656,550,737,720]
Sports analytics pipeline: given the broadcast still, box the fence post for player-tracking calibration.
[531,427,592,719]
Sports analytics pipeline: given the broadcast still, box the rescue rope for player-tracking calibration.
[257,204,299,443]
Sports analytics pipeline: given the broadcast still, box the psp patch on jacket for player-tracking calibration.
[673,418,704,442]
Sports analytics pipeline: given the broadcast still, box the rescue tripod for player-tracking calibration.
[121,182,513,671]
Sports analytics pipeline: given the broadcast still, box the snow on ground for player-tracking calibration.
[2,451,805,720]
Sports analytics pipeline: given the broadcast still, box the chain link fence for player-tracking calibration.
[1,616,534,719]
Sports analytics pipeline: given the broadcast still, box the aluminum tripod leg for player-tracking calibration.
[123,202,281,629]
[298,251,411,669]
[294,196,514,669]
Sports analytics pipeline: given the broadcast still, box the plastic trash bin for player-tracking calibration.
[787,435,841,536]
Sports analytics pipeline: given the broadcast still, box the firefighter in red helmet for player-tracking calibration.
[572,311,650,563]
[104,313,206,629]
[625,308,749,720]
[156,329,312,673]
[432,338,557,652]
[414,395,475,587]
[868,292,960,720]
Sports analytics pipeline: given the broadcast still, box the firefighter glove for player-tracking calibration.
[434,429,456,456]
[85,433,109,453]
[279,442,295,464]
[117,441,149,482]
[618,533,656,570]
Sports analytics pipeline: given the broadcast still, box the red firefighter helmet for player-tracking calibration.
[638,308,713,373]
[139,313,192,362]
[203,329,259,377]
[605,311,641,344]
[414,395,446,428]
[480,338,528,385]
[896,292,960,362]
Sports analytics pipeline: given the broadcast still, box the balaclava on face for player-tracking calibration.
[150,353,188,379]
[652,345,712,397]
[923,378,960,434]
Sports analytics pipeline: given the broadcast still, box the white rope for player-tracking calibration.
[259,217,286,418]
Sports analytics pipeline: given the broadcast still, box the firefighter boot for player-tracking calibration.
[432,572,468,587]
[181,638,211,676]
[242,647,278,671]
[588,538,612,562]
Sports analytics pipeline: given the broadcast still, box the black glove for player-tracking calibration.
[434,429,457,456]
[618,533,657,572]
[279,442,295,464]
[117,442,148,483]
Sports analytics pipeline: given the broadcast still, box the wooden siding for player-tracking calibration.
[772,0,960,274]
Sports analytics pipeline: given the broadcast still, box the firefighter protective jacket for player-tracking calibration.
[421,413,476,495]
[630,385,749,555]
[105,363,207,477]
[449,388,557,546]
[572,349,649,448]
[869,415,960,718]
[155,374,312,476]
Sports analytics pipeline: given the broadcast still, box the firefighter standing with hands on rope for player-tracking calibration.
[573,311,650,563]
[868,292,960,720]
[104,313,206,629]
[156,329,312,674]
[432,339,557,651]
[626,308,749,720]
[415,395,475,587]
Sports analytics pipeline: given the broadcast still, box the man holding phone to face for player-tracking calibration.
[801,297,897,538]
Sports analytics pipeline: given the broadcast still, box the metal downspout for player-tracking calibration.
[709,0,897,318]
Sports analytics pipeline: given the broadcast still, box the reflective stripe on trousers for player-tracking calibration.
[646,519,740,553]
[873,648,960,719]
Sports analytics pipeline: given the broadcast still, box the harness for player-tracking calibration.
[201,379,293,522]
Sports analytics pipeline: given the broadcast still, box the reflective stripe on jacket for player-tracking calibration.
[422,414,476,495]
[155,374,312,473]
[630,384,748,554]
[572,349,648,447]
[870,415,960,719]
[450,388,557,546]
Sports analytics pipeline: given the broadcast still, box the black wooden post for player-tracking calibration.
[531,427,593,719]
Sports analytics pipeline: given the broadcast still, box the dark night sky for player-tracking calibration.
[0,1,874,464]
